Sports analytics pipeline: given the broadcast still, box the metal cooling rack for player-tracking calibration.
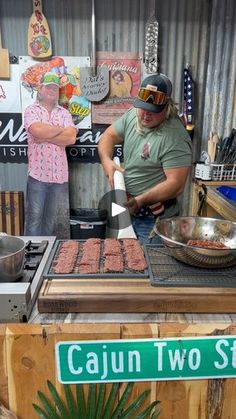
[144,244,236,288]
[43,239,149,279]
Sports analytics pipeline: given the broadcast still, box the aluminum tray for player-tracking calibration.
[43,239,149,279]
[144,244,236,287]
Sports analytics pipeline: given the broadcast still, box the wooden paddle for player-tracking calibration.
[27,0,52,59]
[0,27,10,79]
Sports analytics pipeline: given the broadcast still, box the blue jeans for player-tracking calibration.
[24,176,70,238]
[132,216,162,245]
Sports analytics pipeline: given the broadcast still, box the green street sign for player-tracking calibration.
[56,336,236,384]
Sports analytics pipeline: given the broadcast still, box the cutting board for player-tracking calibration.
[0,191,24,235]
[38,277,236,314]
[28,0,52,59]
[0,28,10,79]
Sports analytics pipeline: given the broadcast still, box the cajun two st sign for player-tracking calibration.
[56,336,236,384]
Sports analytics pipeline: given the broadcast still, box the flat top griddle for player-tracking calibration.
[145,244,236,287]
[43,239,149,279]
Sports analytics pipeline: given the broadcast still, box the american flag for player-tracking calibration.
[181,67,194,139]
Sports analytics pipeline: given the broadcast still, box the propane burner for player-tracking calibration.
[0,236,56,322]
[25,240,49,255]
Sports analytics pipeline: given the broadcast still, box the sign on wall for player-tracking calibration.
[0,113,27,163]
[0,114,122,163]
[0,65,21,113]
[56,336,236,384]
[92,52,142,125]
[19,56,92,129]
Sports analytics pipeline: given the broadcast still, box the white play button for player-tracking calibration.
[111,202,126,217]
[98,190,133,231]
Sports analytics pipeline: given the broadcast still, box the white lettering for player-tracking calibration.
[154,342,167,371]
[68,345,83,374]
[80,148,86,156]
[111,351,124,374]
[10,147,16,156]
[87,352,99,375]
[231,341,236,368]
[128,351,141,372]
[101,345,108,379]
[214,339,229,369]
[0,119,27,144]
[168,349,187,370]
[188,348,201,370]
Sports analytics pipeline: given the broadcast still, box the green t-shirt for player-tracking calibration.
[112,108,192,217]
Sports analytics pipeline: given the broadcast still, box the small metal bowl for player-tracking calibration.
[154,216,236,268]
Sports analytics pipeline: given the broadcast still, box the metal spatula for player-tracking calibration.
[80,0,109,102]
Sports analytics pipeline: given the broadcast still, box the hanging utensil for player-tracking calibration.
[80,0,109,101]
[207,131,215,162]
[28,0,52,59]
[144,15,159,74]
[222,128,236,163]
[212,133,219,162]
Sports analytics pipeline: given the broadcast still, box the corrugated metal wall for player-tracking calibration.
[0,0,235,210]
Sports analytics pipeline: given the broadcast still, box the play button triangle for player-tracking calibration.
[111,202,126,217]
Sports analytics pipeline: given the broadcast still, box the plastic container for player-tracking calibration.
[70,208,108,239]
[217,186,236,201]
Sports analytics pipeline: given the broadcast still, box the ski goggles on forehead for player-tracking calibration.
[137,87,167,105]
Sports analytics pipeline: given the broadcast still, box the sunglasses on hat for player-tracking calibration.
[137,87,167,105]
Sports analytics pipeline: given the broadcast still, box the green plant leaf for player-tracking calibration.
[76,384,87,418]
[32,403,51,419]
[37,390,61,419]
[110,382,134,418]
[135,400,161,419]
[47,380,70,418]
[63,384,78,418]
[102,383,120,419]
[33,380,162,419]
[119,389,151,418]
[95,383,106,419]
[150,408,161,419]
[87,383,97,419]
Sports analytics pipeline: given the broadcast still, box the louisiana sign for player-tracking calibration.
[56,336,236,384]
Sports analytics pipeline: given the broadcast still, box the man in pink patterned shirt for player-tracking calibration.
[24,72,77,237]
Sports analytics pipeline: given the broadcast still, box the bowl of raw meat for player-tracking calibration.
[154,216,236,268]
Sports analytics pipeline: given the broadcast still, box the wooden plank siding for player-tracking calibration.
[0,323,236,418]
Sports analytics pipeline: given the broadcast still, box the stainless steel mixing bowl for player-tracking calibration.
[154,216,236,268]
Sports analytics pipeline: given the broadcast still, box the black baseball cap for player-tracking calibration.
[134,73,172,113]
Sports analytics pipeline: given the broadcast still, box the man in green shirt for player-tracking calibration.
[98,73,192,243]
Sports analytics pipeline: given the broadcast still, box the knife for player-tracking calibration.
[222,128,236,163]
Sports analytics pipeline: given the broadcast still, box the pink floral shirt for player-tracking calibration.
[24,102,76,184]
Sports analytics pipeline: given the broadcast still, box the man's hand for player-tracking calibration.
[102,158,124,188]
[124,197,139,215]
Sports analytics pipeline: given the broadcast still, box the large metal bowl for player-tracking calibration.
[0,234,25,281]
[154,216,236,268]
